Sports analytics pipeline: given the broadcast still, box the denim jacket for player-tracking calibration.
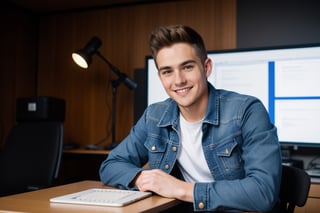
[99,83,282,212]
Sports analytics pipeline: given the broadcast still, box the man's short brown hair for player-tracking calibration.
[149,25,208,64]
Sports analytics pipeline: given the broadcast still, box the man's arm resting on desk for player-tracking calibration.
[134,169,194,202]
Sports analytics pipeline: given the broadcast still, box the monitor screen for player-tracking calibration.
[146,44,320,147]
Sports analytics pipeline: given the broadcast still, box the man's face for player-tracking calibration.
[156,43,212,112]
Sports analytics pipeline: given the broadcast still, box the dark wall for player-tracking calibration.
[237,0,320,48]
[0,3,37,148]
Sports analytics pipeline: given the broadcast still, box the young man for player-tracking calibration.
[99,25,282,212]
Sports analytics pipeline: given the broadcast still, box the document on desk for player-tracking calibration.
[50,188,152,207]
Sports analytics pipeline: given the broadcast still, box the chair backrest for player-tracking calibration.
[0,121,64,196]
[279,165,311,213]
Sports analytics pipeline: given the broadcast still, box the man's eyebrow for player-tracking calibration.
[158,66,171,72]
[180,60,197,66]
[158,60,197,71]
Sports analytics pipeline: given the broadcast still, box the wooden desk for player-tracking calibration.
[0,180,181,213]
[63,148,110,155]
[295,183,320,213]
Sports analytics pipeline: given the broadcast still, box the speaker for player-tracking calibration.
[134,68,147,124]
[16,96,66,122]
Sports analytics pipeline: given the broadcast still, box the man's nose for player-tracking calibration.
[174,70,186,85]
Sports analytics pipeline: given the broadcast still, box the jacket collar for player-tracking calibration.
[158,82,220,127]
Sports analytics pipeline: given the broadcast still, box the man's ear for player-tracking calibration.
[204,58,213,77]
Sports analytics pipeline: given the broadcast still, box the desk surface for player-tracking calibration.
[0,180,181,213]
[63,148,110,155]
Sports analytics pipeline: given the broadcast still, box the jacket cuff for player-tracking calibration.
[193,183,208,211]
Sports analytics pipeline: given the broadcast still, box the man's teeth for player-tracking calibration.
[176,88,189,93]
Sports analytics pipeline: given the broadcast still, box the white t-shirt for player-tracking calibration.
[177,114,214,182]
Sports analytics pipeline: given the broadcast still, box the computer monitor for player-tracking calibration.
[146,44,320,148]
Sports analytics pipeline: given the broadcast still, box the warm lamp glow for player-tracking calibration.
[72,36,101,70]
[71,36,138,150]
[72,53,89,69]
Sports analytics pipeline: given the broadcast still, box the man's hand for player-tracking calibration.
[135,169,194,202]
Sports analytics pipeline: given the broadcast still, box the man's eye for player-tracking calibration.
[160,70,172,76]
[183,65,193,71]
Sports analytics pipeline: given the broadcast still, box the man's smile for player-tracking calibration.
[174,86,193,95]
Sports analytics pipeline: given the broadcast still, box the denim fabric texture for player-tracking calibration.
[100,83,282,212]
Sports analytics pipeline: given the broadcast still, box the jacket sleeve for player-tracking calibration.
[99,111,149,190]
[193,99,282,212]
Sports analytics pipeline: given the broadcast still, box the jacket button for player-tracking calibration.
[198,202,205,209]
[151,145,156,151]
[164,164,169,170]
[225,148,229,154]
[172,146,177,152]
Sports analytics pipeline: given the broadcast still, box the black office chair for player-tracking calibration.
[279,165,311,213]
[0,121,64,196]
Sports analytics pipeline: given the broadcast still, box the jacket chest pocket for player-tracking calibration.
[216,139,242,170]
[144,136,167,169]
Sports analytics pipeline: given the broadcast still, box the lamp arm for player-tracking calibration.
[96,51,137,90]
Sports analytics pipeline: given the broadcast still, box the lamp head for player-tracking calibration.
[72,36,102,69]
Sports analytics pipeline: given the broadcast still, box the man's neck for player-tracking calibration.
[179,97,208,122]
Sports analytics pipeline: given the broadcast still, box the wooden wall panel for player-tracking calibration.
[37,0,236,148]
[0,4,37,147]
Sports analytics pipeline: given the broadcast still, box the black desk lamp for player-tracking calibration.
[72,36,137,150]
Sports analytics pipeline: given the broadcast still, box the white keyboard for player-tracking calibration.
[50,188,152,207]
